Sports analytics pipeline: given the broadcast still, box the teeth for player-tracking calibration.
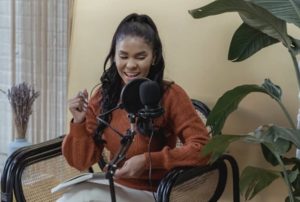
[125,72,139,77]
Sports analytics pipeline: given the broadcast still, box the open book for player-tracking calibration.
[51,172,106,193]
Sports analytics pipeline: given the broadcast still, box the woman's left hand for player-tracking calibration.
[114,154,146,179]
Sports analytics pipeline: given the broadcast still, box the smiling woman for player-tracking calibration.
[60,13,210,202]
[0,0,74,172]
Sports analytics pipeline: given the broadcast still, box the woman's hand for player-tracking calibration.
[114,154,146,179]
[68,89,88,123]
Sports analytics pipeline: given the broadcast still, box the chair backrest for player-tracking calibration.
[1,136,89,202]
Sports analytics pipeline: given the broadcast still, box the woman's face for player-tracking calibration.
[115,36,155,84]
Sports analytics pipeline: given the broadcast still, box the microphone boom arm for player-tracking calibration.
[105,113,137,202]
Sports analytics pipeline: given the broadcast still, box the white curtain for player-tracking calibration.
[0,0,74,173]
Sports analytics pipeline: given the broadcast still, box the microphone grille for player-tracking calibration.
[139,80,161,106]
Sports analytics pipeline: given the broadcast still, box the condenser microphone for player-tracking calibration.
[138,80,164,119]
[137,80,164,136]
[120,78,149,115]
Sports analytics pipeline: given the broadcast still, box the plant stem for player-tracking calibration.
[289,49,300,91]
[276,154,295,202]
[276,100,297,129]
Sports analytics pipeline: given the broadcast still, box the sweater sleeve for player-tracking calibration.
[62,90,103,171]
[144,84,210,170]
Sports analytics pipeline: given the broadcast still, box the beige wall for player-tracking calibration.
[68,0,300,201]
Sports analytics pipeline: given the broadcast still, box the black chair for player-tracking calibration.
[155,99,240,202]
[156,154,240,202]
[1,99,240,202]
[1,136,91,202]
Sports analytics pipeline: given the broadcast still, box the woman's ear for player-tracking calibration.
[152,54,156,66]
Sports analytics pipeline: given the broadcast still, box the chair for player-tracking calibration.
[156,154,240,202]
[1,136,92,202]
[156,100,240,202]
[1,99,240,202]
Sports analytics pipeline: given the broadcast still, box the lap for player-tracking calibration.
[57,181,156,202]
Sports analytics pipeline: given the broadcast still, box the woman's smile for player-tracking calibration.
[115,36,154,84]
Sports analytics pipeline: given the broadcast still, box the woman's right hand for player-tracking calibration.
[68,89,88,123]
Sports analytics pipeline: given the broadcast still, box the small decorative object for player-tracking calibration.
[1,82,40,154]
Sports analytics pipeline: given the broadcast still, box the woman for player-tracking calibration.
[61,13,209,202]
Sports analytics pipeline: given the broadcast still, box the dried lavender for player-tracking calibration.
[6,82,40,139]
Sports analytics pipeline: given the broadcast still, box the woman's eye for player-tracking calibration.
[136,56,146,60]
[119,55,127,59]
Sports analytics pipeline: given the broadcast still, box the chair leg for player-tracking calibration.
[221,154,240,202]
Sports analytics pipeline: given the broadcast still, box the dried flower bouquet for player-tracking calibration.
[1,82,40,139]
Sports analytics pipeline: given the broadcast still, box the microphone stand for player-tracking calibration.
[106,113,136,202]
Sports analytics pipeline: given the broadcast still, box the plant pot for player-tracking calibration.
[8,138,31,156]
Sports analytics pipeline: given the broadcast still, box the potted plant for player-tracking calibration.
[1,82,40,154]
[189,0,300,201]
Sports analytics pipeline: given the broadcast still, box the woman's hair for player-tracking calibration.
[93,13,165,145]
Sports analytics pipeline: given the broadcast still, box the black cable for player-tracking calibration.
[96,115,123,138]
[147,119,157,202]
[98,104,121,117]
[89,83,101,98]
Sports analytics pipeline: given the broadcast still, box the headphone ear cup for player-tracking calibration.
[137,117,152,136]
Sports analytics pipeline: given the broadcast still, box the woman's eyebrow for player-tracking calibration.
[118,50,148,55]
[118,50,128,54]
[135,51,147,56]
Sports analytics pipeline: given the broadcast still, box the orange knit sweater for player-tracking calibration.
[62,83,209,191]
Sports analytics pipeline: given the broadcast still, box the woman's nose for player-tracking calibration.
[126,59,137,69]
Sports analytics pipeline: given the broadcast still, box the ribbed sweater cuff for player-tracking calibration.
[144,151,165,170]
[69,120,88,138]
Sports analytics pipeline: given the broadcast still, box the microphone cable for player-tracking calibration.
[147,119,158,202]
[89,83,101,98]
[96,105,123,138]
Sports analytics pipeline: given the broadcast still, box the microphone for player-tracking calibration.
[137,80,164,136]
[120,78,149,115]
[138,80,164,119]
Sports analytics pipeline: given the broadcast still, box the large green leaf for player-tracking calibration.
[207,85,266,135]
[247,125,296,153]
[251,0,300,28]
[202,134,245,163]
[238,3,289,43]
[251,125,297,166]
[261,78,282,99]
[266,125,300,149]
[189,0,290,44]
[285,196,300,202]
[240,166,281,200]
[288,169,299,184]
[290,36,300,55]
[207,80,281,135]
[189,0,254,18]
[228,23,279,61]
[242,124,293,166]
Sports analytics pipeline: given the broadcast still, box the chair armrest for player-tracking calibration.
[156,158,227,202]
[1,135,93,202]
[156,154,240,202]
[1,135,65,202]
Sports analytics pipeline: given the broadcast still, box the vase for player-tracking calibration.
[8,138,31,156]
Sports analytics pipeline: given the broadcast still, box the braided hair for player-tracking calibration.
[93,13,165,145]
